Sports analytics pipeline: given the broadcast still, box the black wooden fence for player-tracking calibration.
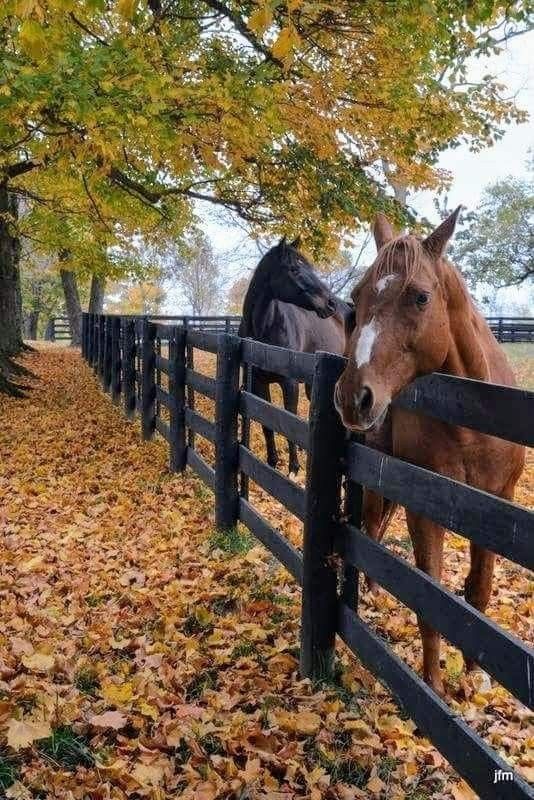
[81,312,534,800]
[487,317,534,343]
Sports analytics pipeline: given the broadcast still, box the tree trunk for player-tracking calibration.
[60,261,82,347]
[89,274,105,313]
[27,310,39,340]
[0,185,23,356]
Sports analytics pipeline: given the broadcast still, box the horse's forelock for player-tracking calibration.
[369,235,425,291]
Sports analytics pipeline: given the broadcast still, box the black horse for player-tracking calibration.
[239,237,352,473]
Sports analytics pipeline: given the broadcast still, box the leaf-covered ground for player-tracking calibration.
[0,345,532,800]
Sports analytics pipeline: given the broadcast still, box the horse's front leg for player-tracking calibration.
[251,373,278,468]
[362,489,396,593]
[406,511,445,696]
[281,379,300,474]
[463,544,495,672]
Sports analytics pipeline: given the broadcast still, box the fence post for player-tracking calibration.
[169,325,187,472]
[102,316,112,392]
[498,317,503,342]
[122,318,136,418]
[300,352,346,681]
[342,437,364,610]
[141,318,157,440]
[215,334,241,531]
[110,316,122,402]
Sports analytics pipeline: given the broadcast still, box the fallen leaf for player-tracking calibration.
[88,710,128,729]
[6,717,52,750]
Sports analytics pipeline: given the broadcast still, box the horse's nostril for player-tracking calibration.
[359,386,373,414]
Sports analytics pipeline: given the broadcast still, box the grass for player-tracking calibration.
[231,640,257,659]
[37,726,95,769]
[208,525,254,555]
[501,342,534,389]
[0,751,17,790]
[74,666,100,696]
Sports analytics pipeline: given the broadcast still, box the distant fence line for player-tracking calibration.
[47,315,534,344]
[81,312,534,800]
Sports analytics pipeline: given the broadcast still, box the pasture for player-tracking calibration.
[0,335,531,799]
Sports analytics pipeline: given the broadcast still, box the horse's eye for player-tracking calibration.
[416,292,429,307]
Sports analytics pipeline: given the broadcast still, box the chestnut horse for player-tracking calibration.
[334,208,525,695]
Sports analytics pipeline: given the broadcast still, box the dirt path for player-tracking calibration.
[0,346,531,799]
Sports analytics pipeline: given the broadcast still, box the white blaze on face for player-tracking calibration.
[355,316,379,368]
[375,273,397,294]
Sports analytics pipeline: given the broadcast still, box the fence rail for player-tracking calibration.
[81,312,534,800]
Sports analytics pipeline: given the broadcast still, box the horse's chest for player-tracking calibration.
[392,409,516,493]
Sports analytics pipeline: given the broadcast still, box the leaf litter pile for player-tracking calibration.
[0,345,532,800]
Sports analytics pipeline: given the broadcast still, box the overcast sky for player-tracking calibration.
[166,30,533,313]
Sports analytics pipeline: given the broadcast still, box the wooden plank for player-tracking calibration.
[215,335,241,531]
[185,408,215,443]
[153,322,176,338]
[155,355,170,374]
[347,442,533,571]
[186,329,220,353]
[185,368,216,400]
[239,498,303,584]
[241,339,316,383]
[239,390,309,450]
[186,447,215,489]
[155,417,171,442]
[300,352,347,680]
[238,445,306,520]
[338,523,534,709]
[156,385,172,408]
[395,373,534,447]
[338,604,534,800]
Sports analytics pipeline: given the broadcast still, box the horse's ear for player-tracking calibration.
[373,214,395,251]
[423,206,462,259]
[289,235,301,249]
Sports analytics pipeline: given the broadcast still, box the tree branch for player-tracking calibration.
[201,0,284,69]
[4,160,40,180]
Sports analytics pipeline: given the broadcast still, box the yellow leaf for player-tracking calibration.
[102,681,134,706]
[248,6,272,34]
[445,650,464,677]
[21,652,54,673]
[138,700,159,720]
[271,26,300,62]
[20,555,44,573]
[131,762,165,787]
[117,0,137,19]
[273,709,321,734]
[367,775,386,794]
[18,20,47,61]
[6,717,52,750]
[5,781,33,800]
[451,781,478,800]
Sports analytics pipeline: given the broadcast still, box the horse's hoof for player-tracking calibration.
[366,578,379,595]
[426,675,446,698]
[288,463,300,477]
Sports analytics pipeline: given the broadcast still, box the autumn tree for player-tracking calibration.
[226,275,250,315]
[454,163,534,290]
[106,281,166,315]
[166,233,222,316]
[1,0,530,391]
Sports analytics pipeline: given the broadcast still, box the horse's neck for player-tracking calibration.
[440,265,500,383]
[240,272,272,338]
